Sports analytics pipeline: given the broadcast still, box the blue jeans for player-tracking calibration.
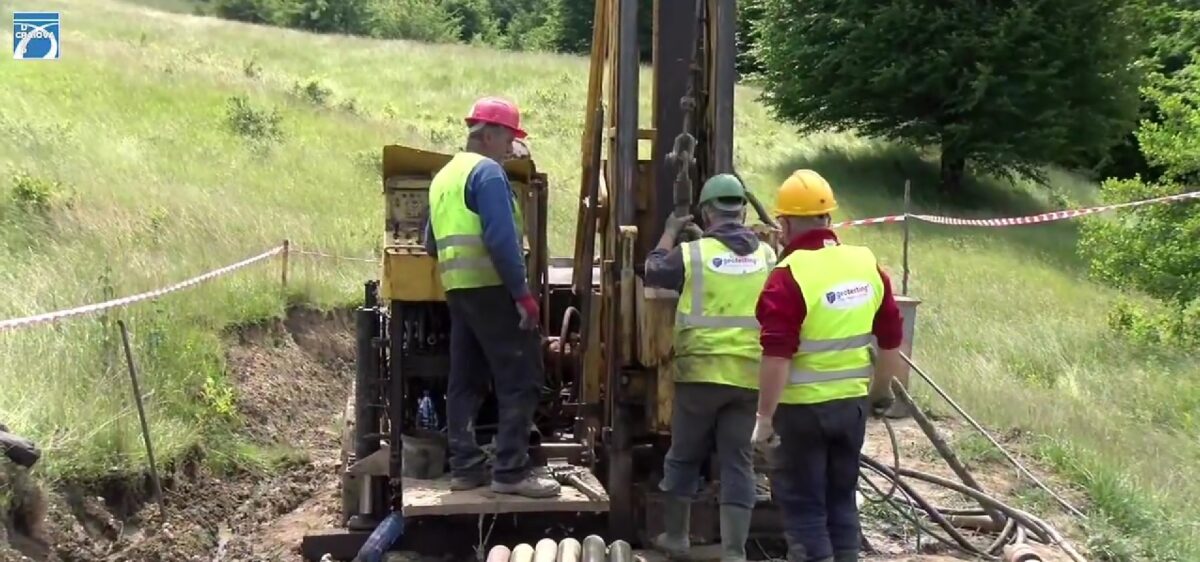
[444,286,543,485]
[768,397,867,561]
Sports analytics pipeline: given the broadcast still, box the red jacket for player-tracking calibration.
[756,229,904,359]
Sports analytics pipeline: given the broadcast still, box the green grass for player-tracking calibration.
[1,1,1198,559]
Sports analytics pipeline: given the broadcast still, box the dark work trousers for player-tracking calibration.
[444,286,544,485]
[768,396,867,562]
[659,382,758,509]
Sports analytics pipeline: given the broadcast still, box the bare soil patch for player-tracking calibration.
[1,307,352,562]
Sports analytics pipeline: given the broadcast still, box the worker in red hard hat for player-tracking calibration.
[423,96,560,499]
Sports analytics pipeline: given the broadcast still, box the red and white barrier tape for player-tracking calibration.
[832,189,1200,229]
[0,246,284,333]
[832,215,907,228]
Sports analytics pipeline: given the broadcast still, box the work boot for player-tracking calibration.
[651,495,691,558]
[490,472,561,498]
[832,551,858,562]
[719,505,752,562]
[450,472,489,491]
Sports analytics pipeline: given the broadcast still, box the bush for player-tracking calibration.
[8,170,67,213]
[365,0,461,43]
[282,0,373,34]
[224,95,283,144]
[212,0,286,24]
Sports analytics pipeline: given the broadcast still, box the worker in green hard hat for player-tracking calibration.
[644,173,777,562]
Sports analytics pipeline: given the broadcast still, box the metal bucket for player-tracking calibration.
[401,428,447,480]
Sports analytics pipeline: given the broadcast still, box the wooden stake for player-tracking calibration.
[281,239,290,289]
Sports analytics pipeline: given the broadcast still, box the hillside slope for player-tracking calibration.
[1,0,1198,559]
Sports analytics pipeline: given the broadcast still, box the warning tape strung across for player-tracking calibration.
[0,189,1196,335]
[0,246,284,334]
[832,215,907,228]
[832,189,1200,229]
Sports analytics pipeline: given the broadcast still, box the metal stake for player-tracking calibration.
[117,320,165,506]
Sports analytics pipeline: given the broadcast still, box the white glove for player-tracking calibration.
[751,413,776,445]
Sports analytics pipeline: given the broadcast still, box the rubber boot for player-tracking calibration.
[719,505,752,562]
[651,495,691,559]
[832,551,858,562]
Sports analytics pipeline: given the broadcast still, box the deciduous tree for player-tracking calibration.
[754,0,1146,193]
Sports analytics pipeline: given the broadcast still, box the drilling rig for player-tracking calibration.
[300,1,784,559]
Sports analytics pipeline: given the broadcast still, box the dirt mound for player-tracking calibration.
[2,306,353,562]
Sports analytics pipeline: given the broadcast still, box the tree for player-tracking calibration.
[735,0,765,78]
[1079,62,1200,345]
[753,0,1147,193]
[553,0,654,61]
[1091,1,1200,182]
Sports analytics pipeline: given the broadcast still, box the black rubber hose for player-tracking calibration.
[890,465,1055,545]
[861,456,985,555]
[859,459,979,555]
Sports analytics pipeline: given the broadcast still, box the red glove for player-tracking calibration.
[516,294,540,330]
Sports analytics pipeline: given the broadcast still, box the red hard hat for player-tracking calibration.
[465,96,527,139]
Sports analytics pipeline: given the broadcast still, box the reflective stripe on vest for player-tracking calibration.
[428,152,521,291]
[778,243,884,404]
[673,236,777,389]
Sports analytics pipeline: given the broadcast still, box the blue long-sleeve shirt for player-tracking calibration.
[423,158,529,299]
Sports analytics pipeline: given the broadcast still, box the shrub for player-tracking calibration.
[365,0,461,43]
[9,170,66,213]
[212,0,286,25]
[224,95,283,144]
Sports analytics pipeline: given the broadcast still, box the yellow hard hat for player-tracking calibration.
[774,169,838,217]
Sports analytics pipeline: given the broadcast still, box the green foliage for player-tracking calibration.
[208,0,565,50]
[364,0,461,43]
[755,0,1146,194]
[8,170,68,214]
[212,0,287,24]
[1092,1,1200,181]
[442,0,501,43]
[1080,55,1200,346]
[736,0,765,78]
[224,95,283,144]
[552,0,652,60]
[282,0,373,34]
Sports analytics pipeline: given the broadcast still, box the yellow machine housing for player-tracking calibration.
[379,145,544,304]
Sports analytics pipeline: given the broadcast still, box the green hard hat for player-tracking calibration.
[697,173,748,210]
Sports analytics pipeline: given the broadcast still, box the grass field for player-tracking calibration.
[2,1,1198,559]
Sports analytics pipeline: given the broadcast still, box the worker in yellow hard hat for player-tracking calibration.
[750,170,906,562]
[644,173,777,562]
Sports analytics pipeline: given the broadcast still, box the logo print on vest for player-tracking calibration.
[706,253,765,275]
[822,282,873,310]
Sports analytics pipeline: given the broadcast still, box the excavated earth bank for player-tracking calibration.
[2,307,353,562]
[1,307,1087,562]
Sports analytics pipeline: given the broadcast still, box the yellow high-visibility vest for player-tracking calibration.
[674,237,777,389]
[427,152,522,291]
[777,243,883,405]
